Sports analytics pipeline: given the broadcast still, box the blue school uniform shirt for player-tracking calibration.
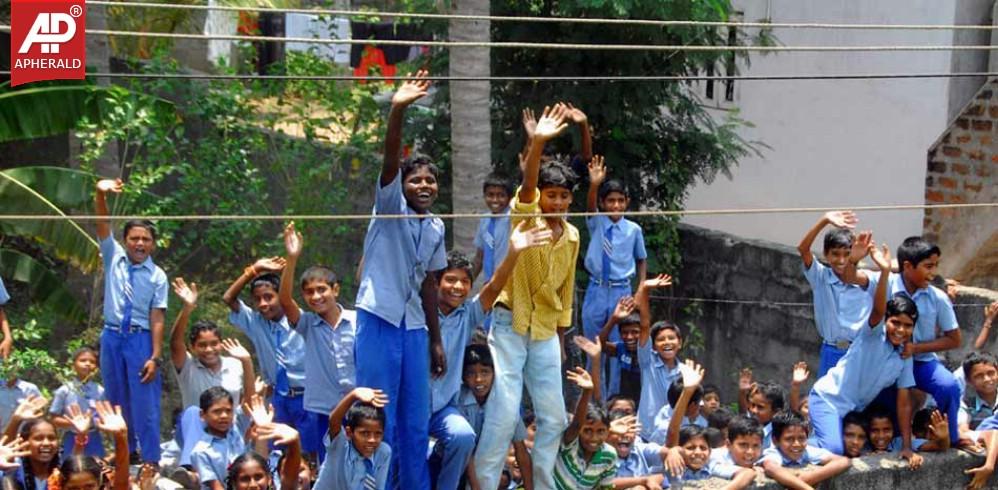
[802,261,873,345]
[637,340,686,440]
[355,173,447,330]
[960,391,997,430]
[49,380,104,418]
[294,308,356,415]
[584,216,647,281]
[229,301,306,391]
[760,445,832,467]
[0,380,41,428]
[0,277,8,305]
[473,208,511,281]
[886,436,927,452]
[457,386,528,443]
[100,235,169,329]
[867,273,958,362]
[191,428,245,490]
[648,404,708,445]
[314,429,391,490]
[430,296,485,413]
[615,440,664,478]
[707,447,753,480]
[811,320,916,416]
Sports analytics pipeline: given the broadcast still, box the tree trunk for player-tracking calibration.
[448,0,490,254]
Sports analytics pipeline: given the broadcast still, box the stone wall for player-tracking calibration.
[666,224,998,401]
[924,78,998,291]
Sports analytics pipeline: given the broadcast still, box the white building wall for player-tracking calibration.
[682,0,984,251]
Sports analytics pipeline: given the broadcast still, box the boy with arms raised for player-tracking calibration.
[760,410,850,490]
[664,415,761,490]
[313,387,392,490]
[598,297,643,404]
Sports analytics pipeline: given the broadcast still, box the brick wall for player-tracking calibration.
[924,79,998,290]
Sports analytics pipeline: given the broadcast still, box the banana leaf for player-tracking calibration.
[0,248,86,322]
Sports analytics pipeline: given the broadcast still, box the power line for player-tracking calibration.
[0,203,993,222]
[3,71,996,82]
[4,25,998,52]
[644,293,989,309]
[87,1,998,32]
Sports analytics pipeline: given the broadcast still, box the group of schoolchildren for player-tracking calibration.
[0,70,997,490]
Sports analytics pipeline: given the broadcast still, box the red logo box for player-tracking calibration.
[10,0,87,87]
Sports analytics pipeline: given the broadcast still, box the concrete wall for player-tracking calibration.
[682,0,990,252]
[666,224,998,401]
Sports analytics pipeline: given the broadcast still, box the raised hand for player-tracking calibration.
[522,108,537,138]
[96,179,124,194]
[253,376,268,397]
[253,257,286,273]
[284,221,303,258]
[256,423,299,446]
[928,410,949,444]
[588,155,607,187]
[665,446,686,478]
[533,104,570,142]
[509,221,553,254]
[824,210,857,229]
[12,395,48,422]
[573,336,602,359]
[66,403,92,434]
[172,277,198,308]
[566,366,594,391]
[791,362,810,386]
[986,301,998,322]
[738,368,754,392]
[0,436,29,471]
[138,463,159,490]
[608,415,638,438]
[849,231,872,264]
[391,70,431,107]
[565,103,588,125]
[613,296,636,322]
[244,394,274,427]
[869,243,892,272]
[680,359,704,389]
[221,338,251,362]
[642,274,673,289]
[353,388,389,408]
[94,401,127,436]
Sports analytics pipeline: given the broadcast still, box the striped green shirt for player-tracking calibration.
[553,437,618,489]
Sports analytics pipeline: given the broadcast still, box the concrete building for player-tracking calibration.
[683,0,994,283]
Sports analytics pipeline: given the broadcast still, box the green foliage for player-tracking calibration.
[0,249,85,322]
[0,312,67,392]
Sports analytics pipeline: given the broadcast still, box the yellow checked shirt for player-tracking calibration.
[494,187,580,340]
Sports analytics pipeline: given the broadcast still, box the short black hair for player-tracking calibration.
[703,383,721,400]
[678,425,709,446]
[705,427,725,448]
[707,406,734,431]
[607,395,637,413]
[522,409,536,428]
[597,179,628,202]
[583,401,609,426]
[823,228,854,253]
[300,266,338,289]
[122,220,157,242]
[912,408,933,437]
[441,251,473,282]
[618,313,641,329]
[483,173,515,197]
[71,346,98,363]
[650,321,682,343]
[226,452,270,490]
[842,411,868,432]
[963,351,998,379]
[727,415,764,442]
[345,401,386,430]
[896,236,941,270]
[608,408,632,422]
[189,320,221,346]
[400,154,440,182]
[886,294,919,323]
[249,273,280,294]
[668,378,704,407]
[537,160,577,191]
[199,386,233,411]
[771,410,809,441]
[751,381,787,412]
[463,344,493,371]
[863,404,893,425]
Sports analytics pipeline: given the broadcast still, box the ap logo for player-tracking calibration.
[10,0,86,87]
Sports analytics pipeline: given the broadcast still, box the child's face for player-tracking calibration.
[599,191,629,221]
[403,166,439,213]
[27,422,58,464]
[346,418,385,459]
[748,393,775,425]
[728,434,763,467]
[251,284,284,322]
[968,363,998,397]
[483,185,511,214]
[123,226,155,264]
[463,363,494,403]
[538,185,573,216]
[607,427,633,458]
[578,419,609,457]
[776,426,809,462]
[684,401,701,419]
[438,268,472,311]
[506,446,522,481]
[885,313,915,347]
[823,246,851,276]
[234,459,271,490]
[842,423,867,458]
[201,399,234,434]
[619,324,640,351]
[800,397,810,419]
[608,399,636,416]
[653,329,682,363]
[64,471,101,490]
[300,279,339,316]
[868,417,894,452]
[191,330,223,368]
[73,352,98,380]
[902,254,939,290]
[702,393,721,415]
[682,436,711,470]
